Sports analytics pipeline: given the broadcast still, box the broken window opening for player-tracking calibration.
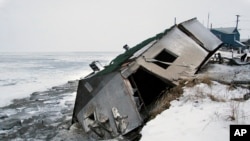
[89,113,95,121]
[84,111,97,131]
[153,49,177,69]
[128,67,173,115]
[84,111,110,138]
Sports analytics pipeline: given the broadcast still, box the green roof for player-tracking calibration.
[95,27,172,76]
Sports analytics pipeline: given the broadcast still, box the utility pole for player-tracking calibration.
[207,13,210,28]
[236,15,240,29]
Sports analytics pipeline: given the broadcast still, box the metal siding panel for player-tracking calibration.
[77,72,142,135]
[180,19,222,51]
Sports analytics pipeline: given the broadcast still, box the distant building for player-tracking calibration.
[211,27,246,49]
[241,39,250,49]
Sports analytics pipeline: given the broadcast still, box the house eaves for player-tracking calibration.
[211,27,237,34]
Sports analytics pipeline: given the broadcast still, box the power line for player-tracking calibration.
[236,15,240,29]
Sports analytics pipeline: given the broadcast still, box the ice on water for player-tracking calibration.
[0,52,118,107]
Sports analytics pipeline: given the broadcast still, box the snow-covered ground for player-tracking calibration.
[141,51,250,141]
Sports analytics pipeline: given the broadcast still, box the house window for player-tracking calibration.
[153,49,177,69]
[84,111,96,131]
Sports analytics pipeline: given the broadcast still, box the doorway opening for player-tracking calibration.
[128,67,174,116]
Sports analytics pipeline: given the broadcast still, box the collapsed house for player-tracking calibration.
[72,18,223,140]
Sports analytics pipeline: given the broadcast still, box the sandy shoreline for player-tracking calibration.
[0,80,91,141]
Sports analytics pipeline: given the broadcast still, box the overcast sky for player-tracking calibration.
[0,0,250,52]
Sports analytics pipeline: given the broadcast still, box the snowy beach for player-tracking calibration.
[141,79,250,141]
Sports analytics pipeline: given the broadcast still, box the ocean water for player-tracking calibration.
[0,52,118,107]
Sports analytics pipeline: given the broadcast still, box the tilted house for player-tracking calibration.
[72,18,222,140]
[211,27,246,48]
